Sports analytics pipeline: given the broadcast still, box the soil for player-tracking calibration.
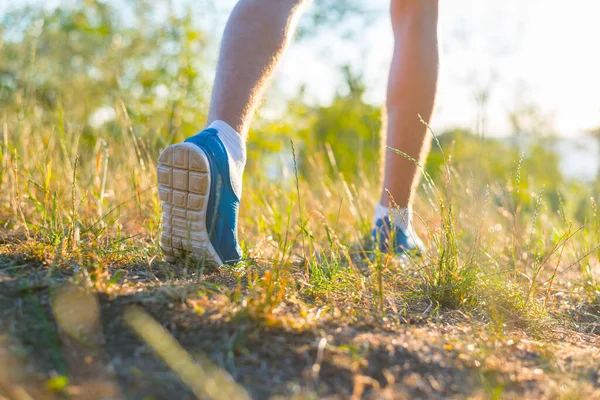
[1,254,599,400]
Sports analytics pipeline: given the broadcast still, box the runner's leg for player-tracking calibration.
[380,0,439,210]
[207,0,309,138]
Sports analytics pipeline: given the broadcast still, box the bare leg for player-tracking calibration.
[380,0,439,208]
[207,0,308,138]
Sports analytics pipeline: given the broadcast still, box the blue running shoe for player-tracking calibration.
[372,216,425,257]
[157,128,242,265]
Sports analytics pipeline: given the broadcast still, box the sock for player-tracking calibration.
[207,120,246,198]
[374,202,413,233]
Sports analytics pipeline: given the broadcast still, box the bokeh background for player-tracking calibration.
[1,0,600,203]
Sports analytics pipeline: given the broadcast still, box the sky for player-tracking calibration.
[3,0,600,136]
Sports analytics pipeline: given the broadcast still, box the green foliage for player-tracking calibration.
[297,0,374,39]
[1,0,212,151]
[290,67,382,180]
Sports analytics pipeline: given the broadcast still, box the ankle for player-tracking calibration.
[207,120,246,166]
[374,202,413,233]
[206,120,246,198]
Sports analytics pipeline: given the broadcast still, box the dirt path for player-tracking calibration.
[1,258,599,399]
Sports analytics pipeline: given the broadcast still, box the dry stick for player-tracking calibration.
[1,115,8,189]
[325,142,362,221]
[421,117,463,293]
[82,186,154,235]
[97,139,109,219]
[524,225,582,305]
[47,236,65,280]
[543,241,600,283]
[290,140,307,263]
[119,100,147,210]
[119,100,146,173]
[419,114,452,202]
[528,186,545,254]
[384,147,437,199]
[544,231,568,309]
[70,156,79,250]
[512,153,525,280]
[11,150,30,239]
[279,199,294,271]
[593,198,600,259]
[464,184,491,287]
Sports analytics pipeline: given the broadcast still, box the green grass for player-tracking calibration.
[4,94,600,398]
[4,134,600,398]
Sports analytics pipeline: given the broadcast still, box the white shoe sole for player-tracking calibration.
[157,143,223,265]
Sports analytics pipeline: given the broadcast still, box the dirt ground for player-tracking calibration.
[1,253,599,400]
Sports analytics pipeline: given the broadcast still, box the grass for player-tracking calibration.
[1,99,600,398]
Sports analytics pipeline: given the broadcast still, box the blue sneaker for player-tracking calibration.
[157,128,242,265]
[372,216,425,257]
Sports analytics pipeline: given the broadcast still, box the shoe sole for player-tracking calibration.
[157,143,223,265]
